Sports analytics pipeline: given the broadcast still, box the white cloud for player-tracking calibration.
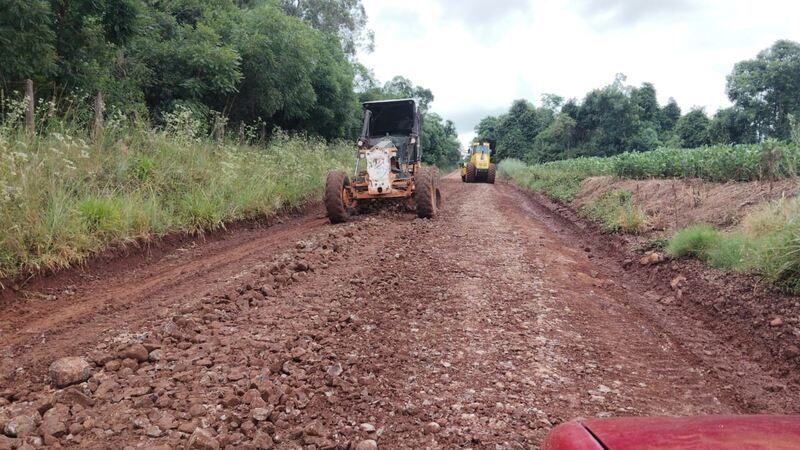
[360,0,800,147]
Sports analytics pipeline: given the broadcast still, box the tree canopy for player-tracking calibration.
[478,40,800,163]
[0,0,462,150]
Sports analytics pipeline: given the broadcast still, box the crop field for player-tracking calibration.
[499,141,799,202]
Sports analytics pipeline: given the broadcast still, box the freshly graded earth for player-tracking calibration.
[1,174,798,449]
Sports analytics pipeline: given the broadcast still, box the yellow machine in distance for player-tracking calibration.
[461,142,496,183]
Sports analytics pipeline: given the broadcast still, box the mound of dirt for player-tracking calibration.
[574,176,799,232]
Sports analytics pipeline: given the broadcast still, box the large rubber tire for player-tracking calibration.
[325,171,351,224]
[465,163,476,183]
[487,163,497,184]
[415,167,440,219]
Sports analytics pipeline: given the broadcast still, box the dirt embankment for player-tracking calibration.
[563,175,800,379]
[0,176,797,449]
[574,176,799,231]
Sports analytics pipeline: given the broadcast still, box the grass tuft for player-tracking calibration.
[580,190,648,234]
[667,224,721,259]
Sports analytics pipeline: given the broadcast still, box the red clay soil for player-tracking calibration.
[0,174,798,449]
[574,176,799,231]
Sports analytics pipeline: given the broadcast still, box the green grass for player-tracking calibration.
[0,122,350,282]
[666,198,800,292]
[580,190,648,234]
[497,158,606,202]
[667,224,722,259]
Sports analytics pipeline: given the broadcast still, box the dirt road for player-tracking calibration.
[1,175,797,449]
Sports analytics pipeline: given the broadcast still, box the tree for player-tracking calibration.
[659,98,682,133]
[727,40,800,140]
[575,84,641,155]
[382,76,434,113]
[541,93,564,113]
[49,0,140,91]
[675,108,711,148]
[422,113,460,168]
[131,6,242,118]
[531,113,577,162]
[475,115,500,150]
[631,82,659,125]
[494,99,549,161]
[708,107,757,145]
[0,0,57,82]
[280,0,373,55]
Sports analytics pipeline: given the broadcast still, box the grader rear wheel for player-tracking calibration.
[487,163,497,184]
[415,167,440,219]
[325,171,351,224]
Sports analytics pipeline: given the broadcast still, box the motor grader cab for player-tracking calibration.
[324,99,442,223]
[461,142,496,183]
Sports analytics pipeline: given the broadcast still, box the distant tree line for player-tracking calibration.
[0,0,462,167]
[477,40,800,163]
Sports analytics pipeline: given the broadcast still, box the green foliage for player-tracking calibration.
[498,158,611,202]
[667,224,721,259]
[675,108,711,148]
[0,0,57,81]
[494,99,553,161]
[727,40,800,140]
[481,40,800,164]
[580,190,647,234]
[0,120,351,281]
[532,113,576,162]
[280,0,373,55]
[664,196,800,292]
[0,0,383,141]
[708,107,757,145]
[658,98,682,134]
[79,197,123,236]
[475,115,500,149]
[422,113,461,170]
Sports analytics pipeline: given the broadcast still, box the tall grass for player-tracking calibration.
[0,101,351,282]
[580,190,648,234]
[498,158,612,202]
[667,198,800,292]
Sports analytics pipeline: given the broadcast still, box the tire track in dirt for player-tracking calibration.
[0,177,796,449]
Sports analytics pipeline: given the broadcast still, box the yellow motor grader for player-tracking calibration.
[461,142,496,183]
[324,99,442,223]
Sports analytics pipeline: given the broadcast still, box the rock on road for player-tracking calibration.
[0,174,796,449]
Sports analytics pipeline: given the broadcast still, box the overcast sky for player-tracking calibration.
[358,0,800,147]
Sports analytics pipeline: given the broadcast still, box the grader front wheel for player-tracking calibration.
[325,171,351,224]
[415,167,441,219]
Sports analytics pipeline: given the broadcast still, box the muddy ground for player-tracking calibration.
[0,174,798,449]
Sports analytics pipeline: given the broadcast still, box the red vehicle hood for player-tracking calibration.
[582,416,800,450]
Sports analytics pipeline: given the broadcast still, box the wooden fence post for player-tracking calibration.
[212,113,225,142]
[24,79,34,134]
[92,91,105,140]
